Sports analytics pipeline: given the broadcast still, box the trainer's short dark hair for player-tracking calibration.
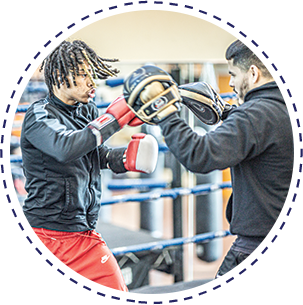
[225,40,271,78]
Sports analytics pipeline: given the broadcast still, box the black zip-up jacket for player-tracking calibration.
[21,94,126,232]
[159,81,293,238]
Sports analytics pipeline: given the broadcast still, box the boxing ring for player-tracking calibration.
[11,77,235,293]
[11,153,232,290]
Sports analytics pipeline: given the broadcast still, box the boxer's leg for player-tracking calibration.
[33,228,128,291]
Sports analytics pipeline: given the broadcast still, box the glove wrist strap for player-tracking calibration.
[88,113,120,146]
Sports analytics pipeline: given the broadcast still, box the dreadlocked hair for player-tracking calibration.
[39,40,120,93]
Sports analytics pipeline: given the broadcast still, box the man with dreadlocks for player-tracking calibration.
[20,40,158,291]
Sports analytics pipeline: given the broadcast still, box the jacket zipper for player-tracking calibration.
[86,152,95,224]
[75,104,94,210]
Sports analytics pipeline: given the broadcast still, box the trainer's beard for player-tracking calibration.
[238,76,250,103]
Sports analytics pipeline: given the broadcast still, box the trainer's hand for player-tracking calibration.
[88,95,144,145]
[123,133,158,174]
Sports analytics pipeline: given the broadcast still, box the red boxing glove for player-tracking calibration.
[123,133,158,174]
[88,95,144,146]
[106,95,144,128]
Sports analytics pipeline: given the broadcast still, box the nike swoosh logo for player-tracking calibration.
[101,255,110,264]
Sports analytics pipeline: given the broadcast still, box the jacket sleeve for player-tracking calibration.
[91,103,128,173]
[22,103,98,163]
[158,111,260,174]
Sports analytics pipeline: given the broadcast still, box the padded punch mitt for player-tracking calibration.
[179,82,226,125]
[123,64,181,125]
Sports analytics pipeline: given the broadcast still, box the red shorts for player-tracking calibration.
[33,228,128,291]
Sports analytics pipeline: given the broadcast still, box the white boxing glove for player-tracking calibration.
[123,133,158,174]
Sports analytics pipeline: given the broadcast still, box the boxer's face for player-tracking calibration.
[228,59,251,105]
[54,62,96,105]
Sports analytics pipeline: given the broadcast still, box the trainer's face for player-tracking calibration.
[55,62,96,105]
[228,59,251,105]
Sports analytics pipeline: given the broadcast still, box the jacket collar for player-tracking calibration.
[47,93,82,113]
[244,81,283,103]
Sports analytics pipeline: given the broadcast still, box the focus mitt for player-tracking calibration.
[123,65,181,125]
[178,82,225,125]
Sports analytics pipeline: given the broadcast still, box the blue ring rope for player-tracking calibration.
[111,230,231,256]
[101,182,232,205]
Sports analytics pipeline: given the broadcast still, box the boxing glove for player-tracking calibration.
[123,133,158,174]
[88,95,144,145]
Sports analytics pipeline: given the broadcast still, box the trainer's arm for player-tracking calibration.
[158,112,259,174]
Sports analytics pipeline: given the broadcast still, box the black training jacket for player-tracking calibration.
[21,94,126,232]
[159,81,293,238]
